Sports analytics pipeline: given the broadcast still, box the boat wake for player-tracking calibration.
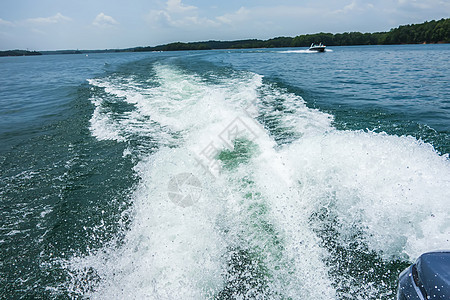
[279,49,333,54]
[61,60,449,299]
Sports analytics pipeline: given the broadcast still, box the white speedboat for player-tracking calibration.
[309,43,326,52]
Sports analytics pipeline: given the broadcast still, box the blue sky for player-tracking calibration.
[1,0,449,50]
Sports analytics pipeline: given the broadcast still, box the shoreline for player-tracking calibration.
[1,18,448,55]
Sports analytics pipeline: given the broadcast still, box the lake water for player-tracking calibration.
[1,44,449,299]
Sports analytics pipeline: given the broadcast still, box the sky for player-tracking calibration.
[0,0,449,50]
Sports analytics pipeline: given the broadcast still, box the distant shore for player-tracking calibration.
[0,50,42,57]
[2,18,448,56]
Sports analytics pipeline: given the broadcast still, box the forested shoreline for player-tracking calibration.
[134,18,450,52]
[0,50,42,57]
[2,18,449,55]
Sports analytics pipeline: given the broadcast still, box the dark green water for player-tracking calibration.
[0,45,449,299]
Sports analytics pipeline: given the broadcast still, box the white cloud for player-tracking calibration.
[216,7,249,24]
[146,9,173,28]
[147,0,218,28]
[214,5,321,32]
[397,0,450,10]
[166,0,197,13]
[31,28,47,35]
[0,18,14,27]
[26,13,71,25]
[332,0,375,14]
[217,5,323,24]
[342,1,358,12]
[92,13,119,28]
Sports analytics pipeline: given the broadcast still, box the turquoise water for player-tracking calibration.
[0,45,449,299]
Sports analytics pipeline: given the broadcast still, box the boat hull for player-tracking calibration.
[397,251,450,300]
[309,47,326,52]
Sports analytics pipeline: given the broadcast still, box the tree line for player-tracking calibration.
[134,18,450,52]
[0,50,42,57]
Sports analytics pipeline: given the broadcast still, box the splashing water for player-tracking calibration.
[61,60,450,299]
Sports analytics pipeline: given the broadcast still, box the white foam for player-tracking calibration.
[281,130,450,260]
[67,149,227,299]
[89,105,125,142]
[278,49,333,54]
[72,62,450,299]
[258,83,333,138]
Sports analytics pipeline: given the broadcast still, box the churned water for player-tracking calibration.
[0,44,449,299]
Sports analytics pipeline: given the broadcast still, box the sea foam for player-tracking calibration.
[72,62,450,299]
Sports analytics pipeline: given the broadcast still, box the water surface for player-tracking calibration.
[0,45,449,299]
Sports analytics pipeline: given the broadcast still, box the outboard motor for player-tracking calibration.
[397,251,450,299]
